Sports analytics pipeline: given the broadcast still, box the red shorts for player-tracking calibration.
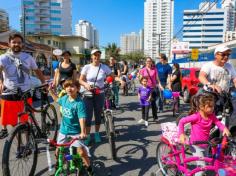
[0,98,33,126]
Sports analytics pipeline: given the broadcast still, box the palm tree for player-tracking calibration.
[104,43,120,60]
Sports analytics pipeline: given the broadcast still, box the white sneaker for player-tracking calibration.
[145,121,148,127]
[138,119,144,123]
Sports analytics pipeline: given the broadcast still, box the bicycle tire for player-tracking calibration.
[108,132,117,159]
[156,142,178,176]
[43,104,58,141]
[2,123,38,176]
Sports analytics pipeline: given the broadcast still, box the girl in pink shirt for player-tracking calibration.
[178,94,230,176]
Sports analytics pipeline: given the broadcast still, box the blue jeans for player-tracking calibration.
[156,83,166,111]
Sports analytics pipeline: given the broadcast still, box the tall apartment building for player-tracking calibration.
[183,2,227,50]
[144,0,174,59]
[0,9,9,33]
[222,0,236,31]
[120,30,144,54]
[75,20,99,49]
[21,0,72,35]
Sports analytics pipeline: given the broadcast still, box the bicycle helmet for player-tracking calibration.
[163,89,173,99]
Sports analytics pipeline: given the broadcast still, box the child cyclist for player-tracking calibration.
[138,77,152,127]
[49,78,94,175]
[178,93,230,176]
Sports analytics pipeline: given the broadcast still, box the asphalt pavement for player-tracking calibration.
[0,92,184,176]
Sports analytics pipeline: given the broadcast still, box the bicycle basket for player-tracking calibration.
[161,122,179,144]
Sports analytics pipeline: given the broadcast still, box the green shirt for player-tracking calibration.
[57,95,86,135]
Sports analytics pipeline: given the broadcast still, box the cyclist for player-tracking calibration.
[178,93,230,176]
[108,56,121,108]
[156,53,172,113]
[48,79,94,175]
[0,33,45,139]
[169,63,182,113]
[79,49,112,144]
[199,45,236,93]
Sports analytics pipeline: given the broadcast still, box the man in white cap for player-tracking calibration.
[199,45,236,93]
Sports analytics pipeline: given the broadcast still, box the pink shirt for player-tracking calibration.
[178,112,225,147]
[139,67,158,88]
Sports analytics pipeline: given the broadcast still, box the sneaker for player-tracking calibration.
[84,135,91,146]
[138,119,145,123]
[0,129,8,139]
[94,132,101,143]
[145,121,148,127]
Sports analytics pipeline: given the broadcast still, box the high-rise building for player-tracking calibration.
[183,2,227,50]
[0,9,9,33]
[222,0,236,31]
[120,30,143,54]
[75,20,99,49]
[144,0,174,59]
[21,0,72,35]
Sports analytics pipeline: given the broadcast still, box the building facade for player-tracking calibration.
[22,0,72,35]
[0,9,9,33]
[183,2,227,50]
[222,0,236,31]
[75,20,99,49]
[120,30,144,54]
[144,0,174,59]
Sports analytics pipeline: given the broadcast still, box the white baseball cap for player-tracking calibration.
[91,49,101,55]
[53,49,62,56]
[214,45,231,55]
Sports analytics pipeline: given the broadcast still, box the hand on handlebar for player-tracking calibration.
[208,84,222,93]
[179,134,188,144]
[79,132,87,140]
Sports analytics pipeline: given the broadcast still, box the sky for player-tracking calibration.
[1,0,214,46]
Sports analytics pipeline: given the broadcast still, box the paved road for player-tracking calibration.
[0,93,183,176]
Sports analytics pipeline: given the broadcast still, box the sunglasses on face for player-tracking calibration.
[217,52,230,57]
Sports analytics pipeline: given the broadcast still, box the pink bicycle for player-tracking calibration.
[156,136,236,176]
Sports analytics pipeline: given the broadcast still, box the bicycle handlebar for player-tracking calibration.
[47,137,81,147]
[21,83,49,100]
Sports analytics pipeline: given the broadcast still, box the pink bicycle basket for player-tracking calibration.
[172,91,180,98]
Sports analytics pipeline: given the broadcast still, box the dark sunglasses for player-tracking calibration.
[217,52,230,57]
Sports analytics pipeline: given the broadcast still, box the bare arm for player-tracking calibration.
[79,74,91,90]
[48,89,58,102]
[79,118,87,139]
[121,65,128,74]
[53,68,59,86]
[0,66,4,94]
[198,71,210,85]
[34,69,45,84]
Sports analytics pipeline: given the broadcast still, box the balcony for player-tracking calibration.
[35,28,51,33]
[35,5,50,10]
[35,20,50,24]
[35,11,50,17]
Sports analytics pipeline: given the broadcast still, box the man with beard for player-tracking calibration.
[0,33,45,138]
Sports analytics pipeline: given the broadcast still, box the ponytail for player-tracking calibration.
[189,95,199,115]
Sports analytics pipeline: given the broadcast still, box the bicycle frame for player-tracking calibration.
[159,136,235,176]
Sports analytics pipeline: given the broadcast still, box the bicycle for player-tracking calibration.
[102,83,117,160]
[46,137,87,176]
[156,134,236,176]
[2,83,58,176]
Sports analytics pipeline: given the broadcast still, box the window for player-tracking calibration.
[51,25,61,28]
[50,10,61,14]
[50,2,60,6]
[24,1,34,5]
[26,9,35,13]
[50,17,61,21]
[47,40,51,45]
[182,69,190,77]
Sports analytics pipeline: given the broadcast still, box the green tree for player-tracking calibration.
[104,43,120,60]
[121,51,145,63]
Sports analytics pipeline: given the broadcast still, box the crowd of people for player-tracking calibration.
[0,32,236,175]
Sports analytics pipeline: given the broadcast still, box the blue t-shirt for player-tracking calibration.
[52,60,59,70]
[138,86,152,106]
[156,62,172,84]
[57,95,86,135]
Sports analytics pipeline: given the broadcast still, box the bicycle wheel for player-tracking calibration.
[2,123,38,176]
[106,112,116,159]
[42,104,58,141]
[156,142,178,176]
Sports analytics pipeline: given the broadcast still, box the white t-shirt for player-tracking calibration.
[0,52,38,92]
[81,63,112,89]
[201,61,236,92]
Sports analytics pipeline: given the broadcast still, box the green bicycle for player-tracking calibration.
[47,138,88,176]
